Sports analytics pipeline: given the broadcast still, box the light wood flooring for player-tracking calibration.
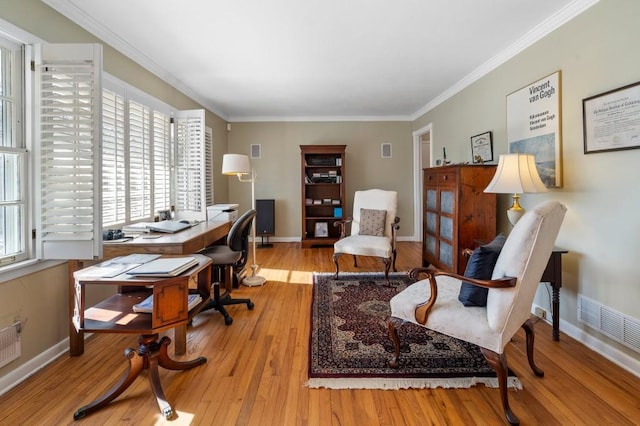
[1,242,639,425]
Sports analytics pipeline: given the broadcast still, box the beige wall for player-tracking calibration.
[227,121,414,238]
[413,0,640,360]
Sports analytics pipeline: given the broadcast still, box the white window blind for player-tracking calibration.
[101,88,125,226]
[204,126,214,207]
[174,109,207,221]
[152,111,171,214]
[35,43,102,260]
[128,100,151,221]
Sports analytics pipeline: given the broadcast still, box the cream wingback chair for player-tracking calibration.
[333,189,400,283]
[388,200,566,425]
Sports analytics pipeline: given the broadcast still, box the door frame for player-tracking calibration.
[412,123,432,242]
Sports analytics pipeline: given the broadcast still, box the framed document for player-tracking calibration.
[470,131,493,163]
[314,222,328,238]
[583,81,640,154]
[507,71,562,187]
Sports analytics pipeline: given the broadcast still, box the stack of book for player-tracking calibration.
[133,293,202,313]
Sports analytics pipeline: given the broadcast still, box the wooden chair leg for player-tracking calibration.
[387,317,404,368]
[522,318,544,377]
[352,254,358,267]
[480,347,519,425]
[333,253,342,278]
[382,258,391,285]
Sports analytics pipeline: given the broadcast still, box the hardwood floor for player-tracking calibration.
[1,242,639,425]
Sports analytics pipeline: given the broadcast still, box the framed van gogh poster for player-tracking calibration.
[506,70,562,188]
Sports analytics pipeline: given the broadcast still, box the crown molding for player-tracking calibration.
[42,0,229,121]
[410,0,599,121]
[43,0,598,123]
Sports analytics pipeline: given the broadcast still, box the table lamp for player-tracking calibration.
[484,153,547,226]
[222,153,266,286]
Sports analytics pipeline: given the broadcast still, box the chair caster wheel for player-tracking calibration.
[224,316,233,325]
[247,302,255,310]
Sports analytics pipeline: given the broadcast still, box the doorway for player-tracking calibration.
[412,124,432,242]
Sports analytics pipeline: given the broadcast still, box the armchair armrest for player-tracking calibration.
[333,217,353,239]
[407,267,517,325]
[390,216,400,248]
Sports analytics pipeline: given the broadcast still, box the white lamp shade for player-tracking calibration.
[222,153,251,176]
[484,153,548,194]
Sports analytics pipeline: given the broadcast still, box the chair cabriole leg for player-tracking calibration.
[480,347,519,425]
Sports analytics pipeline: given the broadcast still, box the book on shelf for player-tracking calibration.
[126,256,199,277]
[133,293,203,313]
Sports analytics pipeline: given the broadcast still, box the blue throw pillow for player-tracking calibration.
[458,234,506,307]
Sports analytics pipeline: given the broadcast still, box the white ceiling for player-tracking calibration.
[45,0,596,121]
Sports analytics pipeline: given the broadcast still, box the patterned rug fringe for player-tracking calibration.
[306,376,522,390]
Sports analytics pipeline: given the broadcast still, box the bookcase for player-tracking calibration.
[300,145,346,248]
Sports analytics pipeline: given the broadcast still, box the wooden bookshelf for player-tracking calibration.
[300,145,346,248]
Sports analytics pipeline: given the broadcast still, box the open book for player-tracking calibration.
[126,257,199,277]
[133,293,203,313]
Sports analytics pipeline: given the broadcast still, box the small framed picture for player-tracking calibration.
[314,222,328,238]
[157,209,172,221]
[470,131,493,163]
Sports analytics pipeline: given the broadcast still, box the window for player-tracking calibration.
[0,21,212,268]
[101,78,179,228]
[0,37,27,265]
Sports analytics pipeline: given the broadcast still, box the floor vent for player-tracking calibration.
[578,295,640,353]
[0,321,21,368]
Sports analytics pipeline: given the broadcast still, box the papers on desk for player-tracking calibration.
[73,254,163,279]
[126,256,199,277]
[133,293,203,313]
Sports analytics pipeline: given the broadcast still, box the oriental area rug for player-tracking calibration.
[307,272,521,390]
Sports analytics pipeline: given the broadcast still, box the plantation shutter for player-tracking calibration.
[174,109,207,221]
[128,100,151,221]
[101,88,126,226]
[204,126,214,207]
[153,111,171,214]
[34,43,102,260]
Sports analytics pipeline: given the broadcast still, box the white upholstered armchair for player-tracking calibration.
[333,189,400,282]
[387,200,566,425]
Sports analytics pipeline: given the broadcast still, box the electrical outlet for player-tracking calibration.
[534,307,547,320]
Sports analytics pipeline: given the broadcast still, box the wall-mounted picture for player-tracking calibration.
[470,131,493,163]
[507,70,562,187]
[583,80,640,154]
[314,222,328,238]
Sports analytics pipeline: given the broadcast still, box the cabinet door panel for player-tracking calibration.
[426,189,437,210]
[440,216,453,241]
[440,190,454,214]
[426,211,437,234]
[425,235,436,256]
[439,241,453,269]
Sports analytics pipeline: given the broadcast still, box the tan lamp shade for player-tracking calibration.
[484,153,547,225]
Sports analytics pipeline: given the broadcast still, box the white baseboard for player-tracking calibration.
[0,338,69,396]
[531,303,640,378]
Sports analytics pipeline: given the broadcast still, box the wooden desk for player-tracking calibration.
[72,254,212,420]
[68,220,231,356]
[540,248,567,341]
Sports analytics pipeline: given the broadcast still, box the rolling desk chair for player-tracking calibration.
[199,209,256,325]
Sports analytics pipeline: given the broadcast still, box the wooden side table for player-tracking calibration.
[72,254,212,420]
[540,248,567,341]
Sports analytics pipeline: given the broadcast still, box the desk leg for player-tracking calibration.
[174,324,186,356]
[68,260,84,356]
[73,334,206,420]
[552,284,560,342]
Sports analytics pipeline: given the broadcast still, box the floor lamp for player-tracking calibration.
[222,153,266,286]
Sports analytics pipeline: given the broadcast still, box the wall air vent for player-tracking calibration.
[578,294,640,353]
[251,144,261,159]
